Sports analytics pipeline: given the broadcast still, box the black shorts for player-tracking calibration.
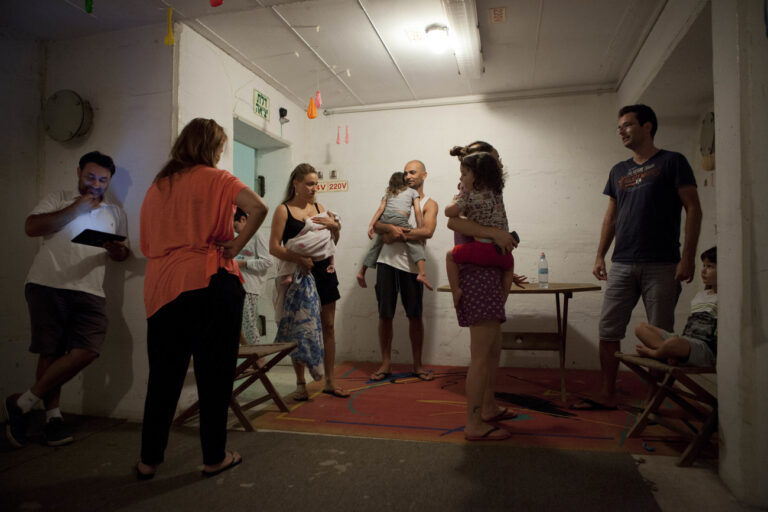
[312,257,340,306]
[25,283,107,356]
[375,263,423,319]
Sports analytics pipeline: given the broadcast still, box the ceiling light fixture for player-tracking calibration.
[440,0,484,78]
[425,23,450,54]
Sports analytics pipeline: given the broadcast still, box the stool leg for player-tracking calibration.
[678,406,718,467]
[230,395,254,432]
[628,373,675,438]
[258,373,290,412]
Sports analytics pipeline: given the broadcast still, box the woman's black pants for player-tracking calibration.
[140,270,244,466]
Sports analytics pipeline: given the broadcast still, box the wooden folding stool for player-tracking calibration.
[174,342,298,431]
[615,352,717,467]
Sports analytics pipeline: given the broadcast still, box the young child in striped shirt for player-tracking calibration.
[634,246,718,367]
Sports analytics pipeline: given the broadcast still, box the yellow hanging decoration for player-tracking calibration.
[307,97,317,119]
[164,7,175,46]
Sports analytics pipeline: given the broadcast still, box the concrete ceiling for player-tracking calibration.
[639,3,713,120]
[2,0,670,110]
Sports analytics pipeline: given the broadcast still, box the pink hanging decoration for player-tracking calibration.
[210,0,223,6]
[315,90,322,108]
[336,126,340,144]
[345,125,349,144]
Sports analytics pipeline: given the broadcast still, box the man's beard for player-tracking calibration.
[79,184,104,201]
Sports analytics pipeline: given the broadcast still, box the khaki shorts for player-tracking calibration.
[599,262,681,342]
[25,283,107,356]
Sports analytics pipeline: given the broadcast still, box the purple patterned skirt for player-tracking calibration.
[456,263,506,327]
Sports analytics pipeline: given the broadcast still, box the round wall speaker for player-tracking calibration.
[43,90,93,142]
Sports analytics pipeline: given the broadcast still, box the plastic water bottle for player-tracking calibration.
[538,252,549,288]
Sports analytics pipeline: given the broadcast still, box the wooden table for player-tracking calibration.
[438,282,601,401]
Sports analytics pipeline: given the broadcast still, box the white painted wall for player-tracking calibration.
[1,5,762,504]
[0,15,723,438]
[712,0,768,506]
[0,22,313,422]
[171,24,310,405]
[0,37,44,406]
[34,24,174,419]
[1,24,175,421]
[305,94,707,370]
[175,24,309,173]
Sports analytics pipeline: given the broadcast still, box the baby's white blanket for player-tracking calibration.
[276,210,338,277]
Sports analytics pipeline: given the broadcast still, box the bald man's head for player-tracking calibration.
[404,160,427,190]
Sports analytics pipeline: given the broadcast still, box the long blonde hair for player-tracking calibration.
[283,163,317,202]
[154,118,227,185]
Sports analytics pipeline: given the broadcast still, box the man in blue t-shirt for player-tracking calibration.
[572,104,702,410]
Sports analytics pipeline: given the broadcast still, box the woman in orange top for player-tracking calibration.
[136,118,267,479]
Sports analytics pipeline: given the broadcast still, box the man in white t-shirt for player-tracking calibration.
[5,151,129,448]
[369,160,438,382]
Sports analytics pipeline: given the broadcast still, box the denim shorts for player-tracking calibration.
[598,262,681,341]
[660,330,716,367]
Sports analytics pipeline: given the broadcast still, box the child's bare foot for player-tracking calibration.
[356,271,367,288]
[635,344,659,359]
[451,288,463,308]
[280,275,293,286]
[417,272,433,291]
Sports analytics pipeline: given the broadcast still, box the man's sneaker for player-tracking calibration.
[44,418,73,447]
[4,394,28,448]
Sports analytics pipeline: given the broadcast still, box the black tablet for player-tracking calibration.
[71,229,126,247]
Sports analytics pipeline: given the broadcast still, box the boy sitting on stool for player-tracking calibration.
[634,246,717,366]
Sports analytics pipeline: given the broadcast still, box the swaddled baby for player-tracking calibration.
[276,210,338,286]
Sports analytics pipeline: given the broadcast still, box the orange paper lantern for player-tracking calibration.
[307,97,317,119]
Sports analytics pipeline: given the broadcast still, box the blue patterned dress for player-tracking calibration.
[275,270,324,380]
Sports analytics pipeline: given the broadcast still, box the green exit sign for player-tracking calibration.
[253,90,270,121]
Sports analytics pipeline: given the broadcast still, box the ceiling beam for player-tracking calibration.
[267,4,366,105]
[181,18,305,106]
[323,83,614,115]
[357,0,418,101]
[617,0,706,105]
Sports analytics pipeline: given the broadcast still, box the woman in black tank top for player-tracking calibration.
[269,164,349,399]
[281,202,320,244]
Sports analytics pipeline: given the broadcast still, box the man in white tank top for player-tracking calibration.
[369,160,438,382]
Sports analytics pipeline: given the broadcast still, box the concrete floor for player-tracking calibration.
[240,365,757,512]
[0,365,758,512]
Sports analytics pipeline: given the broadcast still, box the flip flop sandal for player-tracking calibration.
[202,451,242,478]
[322,388,350,398]
[369,371,392,382]
[483,408,518,422]
[134,462,156,481]
[464,426,512,442]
